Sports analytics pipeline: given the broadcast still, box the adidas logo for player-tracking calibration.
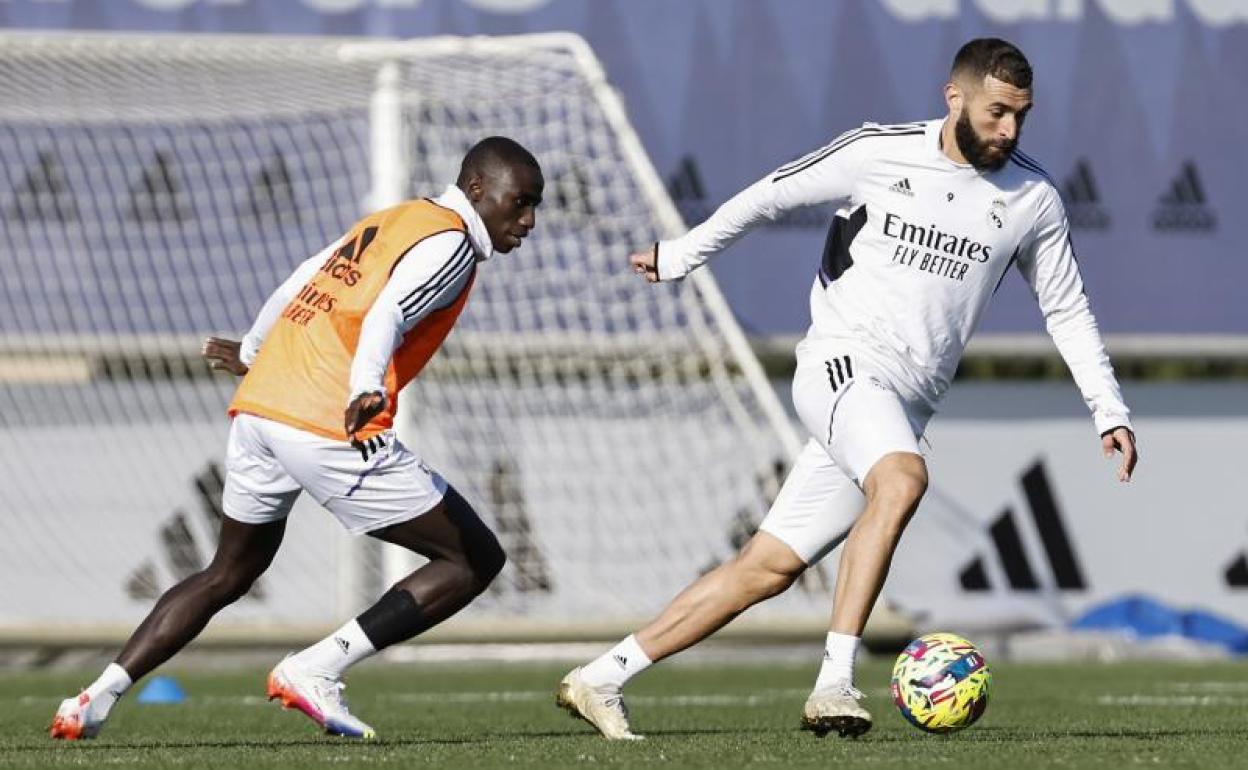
[7,151,78,224]
[1152,161,1216,232]
[1061,159,1110,231]
[1225,524,1248,588]
[128,151,189,223]
[125,462,265,603]
[612,653,629,669]
[241,153,301,225]
[335,636,351,654]
[668,155,705,202]
[888,177,914,196]
[667,155,712,223]
[958,461,1087,593]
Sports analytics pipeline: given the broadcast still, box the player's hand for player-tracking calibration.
[202,337,248,376]
[1101,426,1138,483]
[344,392,387,441]
[629,244,659,283]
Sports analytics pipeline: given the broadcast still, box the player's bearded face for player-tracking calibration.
[954,77,1031,172]
[954,109,1015,172]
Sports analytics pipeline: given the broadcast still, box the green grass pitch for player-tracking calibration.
[2,659,1243,769]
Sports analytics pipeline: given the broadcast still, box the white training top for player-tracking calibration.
[657,119,1131,435]
[239,184,493,404]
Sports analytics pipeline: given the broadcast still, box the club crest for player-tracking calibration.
[988,198,1006,229]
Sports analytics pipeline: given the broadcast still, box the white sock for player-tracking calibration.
[84,663,132,711]
[814,632,861,691]
[289,619,377,679]
[579,635,653,690]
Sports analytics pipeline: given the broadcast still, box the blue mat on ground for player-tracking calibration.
[1071,595,1248,655]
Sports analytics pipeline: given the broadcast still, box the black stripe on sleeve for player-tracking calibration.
[1009,153,1057,186]
[773,122,926,177]
[774,128,866,176]
[399,248,475,322]
[773,128,925,183]
[1013,148,1049,172]
[992,247,1020,296]
[398,239,472,316]
[397,235,470,307]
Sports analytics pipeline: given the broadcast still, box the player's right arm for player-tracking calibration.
[632,125,879,283]
[229,237,346,367]
[203,237,344,376]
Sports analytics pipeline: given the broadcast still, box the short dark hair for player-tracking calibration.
[457,136,540,185]
[951,38,1032,89]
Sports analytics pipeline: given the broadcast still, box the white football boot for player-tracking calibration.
[556,667,643,740]
[49,690,115,740]
[267,656,376,739]
[800,682,872,738]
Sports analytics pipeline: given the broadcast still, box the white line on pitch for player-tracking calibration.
[1096,694,1248,707]
[1166,681,1248,693]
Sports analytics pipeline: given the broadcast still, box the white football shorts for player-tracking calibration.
[758,339,932,564]
[222,413,447,535]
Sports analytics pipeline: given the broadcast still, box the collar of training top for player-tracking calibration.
[926,117,975,172]
[433,184,494,262]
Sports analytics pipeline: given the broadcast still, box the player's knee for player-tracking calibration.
[865,453,928,511]
[469,534,507,592]
[448,529,505,596]
[746,565,798,600]
[732,541,802,600]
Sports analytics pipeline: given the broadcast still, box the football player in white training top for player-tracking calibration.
[557,37,1138,740]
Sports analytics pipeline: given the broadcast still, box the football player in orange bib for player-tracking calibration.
[51,137,544,741]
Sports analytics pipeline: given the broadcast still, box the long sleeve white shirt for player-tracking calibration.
[658,119,1131,435]
[238,238,342,367]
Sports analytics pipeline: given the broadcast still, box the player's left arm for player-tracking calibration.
[1016,188,1138,482]
[345,231,474,439]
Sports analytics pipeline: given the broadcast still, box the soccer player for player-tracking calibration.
[50,137,544,740]
[558,38,1138,740]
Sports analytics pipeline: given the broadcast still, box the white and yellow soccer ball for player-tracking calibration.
[891,631,991,734]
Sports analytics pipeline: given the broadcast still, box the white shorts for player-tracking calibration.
[222,413,447,535]
[758,340,932,564]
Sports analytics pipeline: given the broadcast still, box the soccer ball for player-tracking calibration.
[891,632,991,734]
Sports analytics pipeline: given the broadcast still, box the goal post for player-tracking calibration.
[0,31,826,645]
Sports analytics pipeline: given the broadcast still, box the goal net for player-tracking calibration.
[0,32,813,643]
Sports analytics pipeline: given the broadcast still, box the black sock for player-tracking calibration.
[355,588,431,650]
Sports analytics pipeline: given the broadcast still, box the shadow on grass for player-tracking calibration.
[1051,728,1233,740]
[887,726,1236,742]
[12,736,477,752]
[18,725,1227,753]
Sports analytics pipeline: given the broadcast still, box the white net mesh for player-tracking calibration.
[0,33,809,639]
